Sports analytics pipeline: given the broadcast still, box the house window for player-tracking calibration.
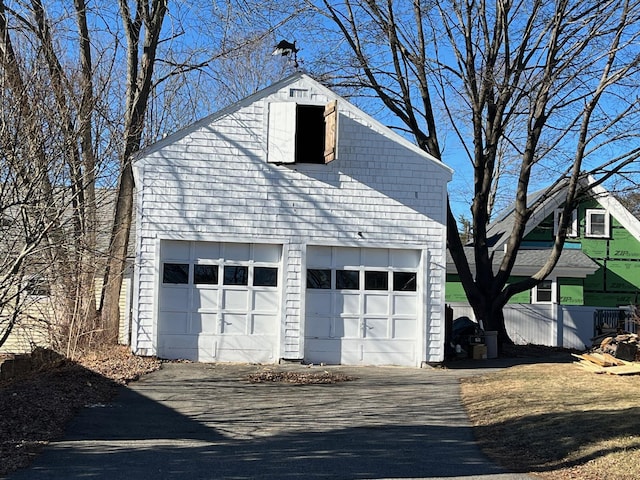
[25,276,50,297]
[268,100,338,164]
[533,280,554,303]
[585,209,609,238]
[554,209,578,237]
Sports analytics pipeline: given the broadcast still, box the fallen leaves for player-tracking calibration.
[246,368,356,384]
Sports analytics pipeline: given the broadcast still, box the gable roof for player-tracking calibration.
[133,73,452,178]
[486,176,640,251]
[446,246,598,278]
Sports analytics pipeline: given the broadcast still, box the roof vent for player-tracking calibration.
[289,88,309,98]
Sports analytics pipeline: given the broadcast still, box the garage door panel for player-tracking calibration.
[224,243,250,261]
[194,242,220,260]
[336,293,360,314]
[158,313,189,334]
[307,246,332,265]
[162,241,190,260]
[364,318,388,338]
[390,249,420,268]
[223,289,248,310]
[253,291,278,313]
[393,295,416,315]
[304,339,342,364]
[160,288,190,312]
[364,294,388,314]
[221,313,248,334]
[252,314,276,334]
[191,313,218,334]
[307,292,332,314]
[253,244,282,263]
[363,248,389,267]
[393,318,416,339]
[362,341,415,366]
[193,288,219,311]
[159,334,198,351]
[335,317,360,338]
[306,317,331,337]
[334,247,360,268]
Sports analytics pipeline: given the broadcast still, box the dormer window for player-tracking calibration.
[585,209,609,238]
[268,100,337,164]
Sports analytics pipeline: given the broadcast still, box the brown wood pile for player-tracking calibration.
[573,331,640,375]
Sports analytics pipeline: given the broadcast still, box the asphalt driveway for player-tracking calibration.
[7,362,537,480]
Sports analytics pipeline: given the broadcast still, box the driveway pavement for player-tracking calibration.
[7,362,539,480]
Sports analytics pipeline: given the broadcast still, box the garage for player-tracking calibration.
[157,240,282,362]
[304,246,422,366]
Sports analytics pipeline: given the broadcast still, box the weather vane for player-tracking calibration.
[272,40,300,69]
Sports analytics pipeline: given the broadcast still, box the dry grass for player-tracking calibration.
[460,363,640,479]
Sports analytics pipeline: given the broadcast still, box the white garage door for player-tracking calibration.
[158,241,281,362]
[304,246,421,366]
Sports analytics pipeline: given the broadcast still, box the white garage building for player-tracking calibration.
[131,74,452,367]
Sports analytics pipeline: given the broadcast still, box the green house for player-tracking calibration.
[446,178,640,309]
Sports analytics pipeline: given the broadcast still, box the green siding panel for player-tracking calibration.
[507,276,531,303]
[581,238,608,258]
[609,226,640,259]
[445,275,468,302]
[558,278,583,305]
[584,291,637,307]
[444,275,531,303]
[583,263,605,290]
[605,260,640,292]
[445,282,468,302]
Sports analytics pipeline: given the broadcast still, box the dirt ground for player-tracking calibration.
[0,346,161,476]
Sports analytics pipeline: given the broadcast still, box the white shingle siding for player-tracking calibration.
[132,74,451,365]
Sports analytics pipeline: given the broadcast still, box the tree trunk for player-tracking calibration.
[100,163,134,344]
[99,0,167,344]
[472,297,513,351]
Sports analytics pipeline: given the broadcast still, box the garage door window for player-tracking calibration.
[365,271,388,290]
[194,265,218,284]
[393,272,417,291]
[163,263,189,284]
[254,267,278,287]
[307,269,331,289]
[224,266,249,285]
[336,270,359,290]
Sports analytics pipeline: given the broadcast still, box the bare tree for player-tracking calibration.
[308,0,640,344]
[99,0,168,343]
[0,0,306,350]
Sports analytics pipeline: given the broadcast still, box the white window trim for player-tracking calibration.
[532,279,556,304]
[554,209,578,237]
[585,209,610,238]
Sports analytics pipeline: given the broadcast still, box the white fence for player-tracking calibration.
[448,303,604,350]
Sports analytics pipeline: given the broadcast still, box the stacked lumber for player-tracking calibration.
[573,352,640,375]
[599,333,639,360]
[574,330,640,375]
